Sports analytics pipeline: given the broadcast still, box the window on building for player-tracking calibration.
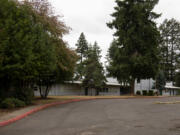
[100,88,109,93]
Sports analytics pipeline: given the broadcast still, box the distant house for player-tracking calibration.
[162,82,180,96]
[134,80,180,96]
[134,79,155,94]
[34,78,157,96]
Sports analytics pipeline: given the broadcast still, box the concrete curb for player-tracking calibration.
[0,98,95,127]
[0,96,167,127]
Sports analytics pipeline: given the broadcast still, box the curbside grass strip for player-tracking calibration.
[155,101,180,104]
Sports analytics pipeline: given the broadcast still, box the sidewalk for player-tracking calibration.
[0,104,42,122]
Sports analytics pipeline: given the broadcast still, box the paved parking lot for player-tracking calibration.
[1,97,180,135]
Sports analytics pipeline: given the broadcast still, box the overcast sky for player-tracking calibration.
[50,0,180,63]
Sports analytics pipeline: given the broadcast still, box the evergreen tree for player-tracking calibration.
[0,0,41,99]
[175,72,180,87]
[83,42,106,95]
[75,32,88,80]
[107,39,130,86]
[156,70,166,95]
[107,0,161,94]
[159,18,180,82]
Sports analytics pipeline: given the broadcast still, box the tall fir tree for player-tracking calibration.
[75,32,88,80]
[175,72,180,87]
[159,18,180,82]
[156,70,166,95]
[83,42,106,95]
[107,0,161,94]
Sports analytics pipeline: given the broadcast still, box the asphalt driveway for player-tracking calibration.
[1,97,180,135]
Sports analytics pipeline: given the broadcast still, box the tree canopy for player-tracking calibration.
[159,18,180,82]
[0,0,77,100]
[82,42,106,94]
[107,0,161,94]
[75,32,88,80]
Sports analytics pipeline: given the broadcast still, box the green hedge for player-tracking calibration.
[142,90,147,96]
[136,91,141,95]
[13,98,26,108]
[148,90,154,96]
[141,90,155,96]
[0,98,26,109]
[14,88,34,105]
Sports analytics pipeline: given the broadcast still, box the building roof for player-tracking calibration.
[165,82,180,90]
[106,78,122,86]
[65,78,123,86]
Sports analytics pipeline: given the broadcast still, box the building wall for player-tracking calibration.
[34,79,157,96]
[34,83,84,96]
[135,79,155,94]
[34,83,121,96]
[162,89,178,96]
[99,85,120,96]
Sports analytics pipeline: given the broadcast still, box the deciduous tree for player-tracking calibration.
[0,0,77,100]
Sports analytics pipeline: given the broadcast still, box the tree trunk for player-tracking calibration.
[171,42,174,81]
[45,84,49,98]
[39,85,50,99]
[80,53,83,80]
[85,87,88,96]
[130,79,135,95]
[96,89,99,96]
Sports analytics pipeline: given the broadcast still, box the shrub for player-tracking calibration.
[154,91,158,96]
[14,88,34,105]
[142,90,147,96]
[0,98,26,109]
[148,90,154,96]
[0,98,2,104]
[13,98,26,108]
[136,91,141,95]
[1,98,15,109]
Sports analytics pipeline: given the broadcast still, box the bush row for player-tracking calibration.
[136,90,157,96]
[0,98,26,109]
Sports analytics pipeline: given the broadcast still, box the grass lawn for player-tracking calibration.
[32,96,120,105]
[155,101,180,104]
[32,95,162,105]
